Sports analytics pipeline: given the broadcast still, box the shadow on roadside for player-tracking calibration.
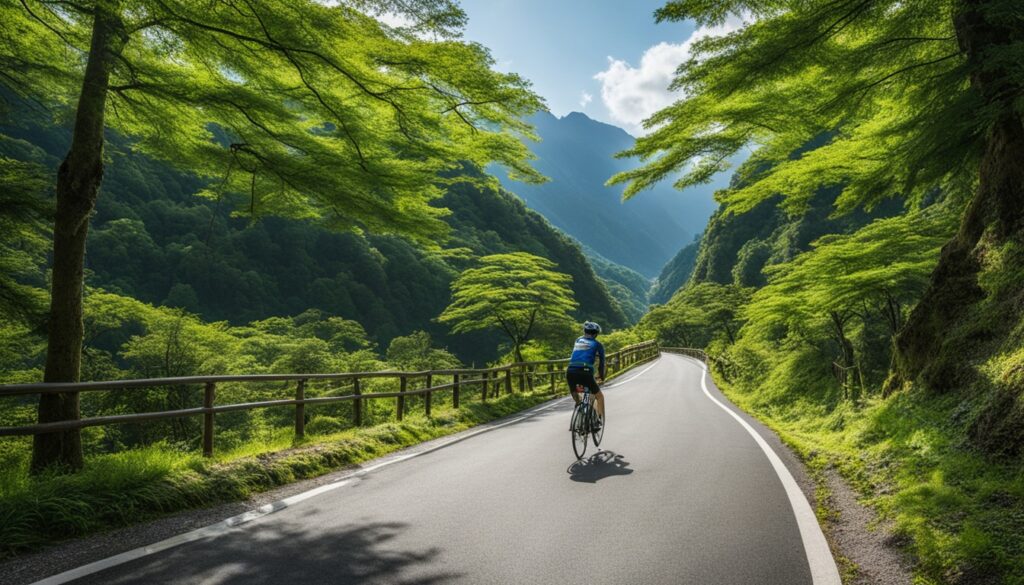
[567,450,633,483]
[74,519,460,585]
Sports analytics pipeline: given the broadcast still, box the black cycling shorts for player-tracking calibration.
[566,369,601,395]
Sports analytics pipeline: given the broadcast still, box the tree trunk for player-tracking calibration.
[829,310,855,368]
[891,0,1024,392]
[31,4,126,474]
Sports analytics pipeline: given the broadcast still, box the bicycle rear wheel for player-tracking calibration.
[592,410,604,447]
[571,404,588,459]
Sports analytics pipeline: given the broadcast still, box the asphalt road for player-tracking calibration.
[48,354,836,585]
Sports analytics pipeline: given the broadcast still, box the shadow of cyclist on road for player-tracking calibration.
[567,450,633,483]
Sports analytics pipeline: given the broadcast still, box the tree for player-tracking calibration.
[437,253,577,362]
[611,1,1024,389]
[1,0,545,472]
[742,209,954,373]
[385,330,460,370]
[0,156,50,323]
[639,282,752,348]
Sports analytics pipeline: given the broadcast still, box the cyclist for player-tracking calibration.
[566,321,605,431]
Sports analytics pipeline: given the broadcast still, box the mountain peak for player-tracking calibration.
[558,111,634,139]
[496,111,722,277]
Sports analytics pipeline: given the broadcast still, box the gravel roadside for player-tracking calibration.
[699,361,914,585]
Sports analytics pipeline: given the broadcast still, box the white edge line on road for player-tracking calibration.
[693,358,841,585]
[30,358,662,585]
[603,359,659,389]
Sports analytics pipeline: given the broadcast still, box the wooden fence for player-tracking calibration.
[659,347,709,362]
[0,340,659,457]
[831,361,863,399]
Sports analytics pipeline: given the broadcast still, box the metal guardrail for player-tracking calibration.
[0,340,660,456]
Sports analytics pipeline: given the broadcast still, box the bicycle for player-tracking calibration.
[570,383,604,459]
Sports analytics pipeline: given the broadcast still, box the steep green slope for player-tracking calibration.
[580,246,650,323]
[0,119,627,366]
[649,235,700,305]
[689,188,904,288]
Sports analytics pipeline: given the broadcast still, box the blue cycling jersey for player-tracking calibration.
[568,336,605,378]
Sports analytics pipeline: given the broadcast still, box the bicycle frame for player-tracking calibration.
[570,383,601,459]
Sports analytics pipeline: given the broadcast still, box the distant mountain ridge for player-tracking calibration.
[495,111,725,277]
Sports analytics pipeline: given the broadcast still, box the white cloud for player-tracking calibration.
[579,91,593,109]
[594,18,744,135]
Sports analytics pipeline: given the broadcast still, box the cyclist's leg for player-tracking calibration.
[566,370,582,404]
[586,374,605,420]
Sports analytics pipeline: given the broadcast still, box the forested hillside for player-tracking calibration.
[580,246,651,323]
[0,115,626,367]
[647,235,699,305]
[689,188,904,288]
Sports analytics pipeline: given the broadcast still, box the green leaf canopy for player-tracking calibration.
[2,0,546,244]
[609,0,1021,215]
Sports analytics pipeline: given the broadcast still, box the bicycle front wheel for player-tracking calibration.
[571,404,588,460]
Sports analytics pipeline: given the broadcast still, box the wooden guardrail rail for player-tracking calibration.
[0,340,659,457]
[659,347,709,362]
[660,347,738,383]
[831,361,863,399]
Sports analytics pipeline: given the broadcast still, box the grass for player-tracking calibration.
[713,361,1024,585]
[0,358,654,560]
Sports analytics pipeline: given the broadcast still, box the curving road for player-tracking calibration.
[35,354,840,585]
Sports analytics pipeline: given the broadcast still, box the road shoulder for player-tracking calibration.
[695,357,913,584]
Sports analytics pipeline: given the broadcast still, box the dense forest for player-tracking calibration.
[0,109,628,370]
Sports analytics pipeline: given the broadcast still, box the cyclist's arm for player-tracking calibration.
[597,342,606,381]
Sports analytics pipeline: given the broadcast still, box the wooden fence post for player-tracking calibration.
[353,377,362,427]
[397,376,406,421]
[518,364,525,393]
[295,379,306,439]
[453,373,460,408]
[425,373,432,417]
[481,371,488,402]
[550,363,556,392]
[203,381,215,457]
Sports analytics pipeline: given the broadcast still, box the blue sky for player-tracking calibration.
[459,0,701,135]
